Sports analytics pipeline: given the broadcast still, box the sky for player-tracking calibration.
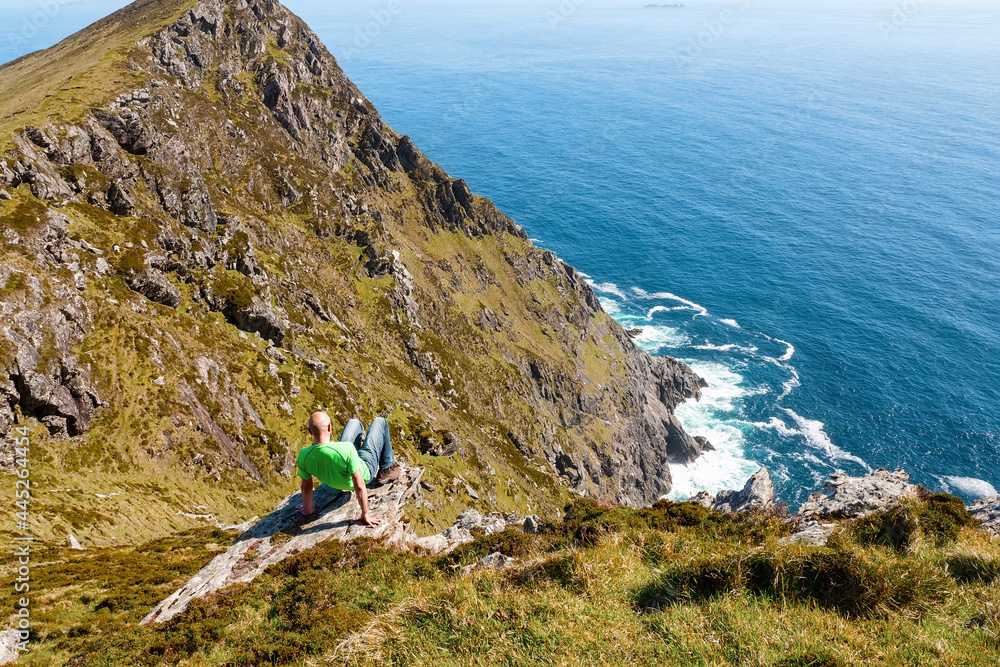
[4,0,997,68]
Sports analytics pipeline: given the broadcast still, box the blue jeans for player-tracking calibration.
[339,417,395,480]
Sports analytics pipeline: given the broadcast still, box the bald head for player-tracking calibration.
[307,411,333,442]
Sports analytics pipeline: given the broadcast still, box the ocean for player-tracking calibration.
[7,0,1000,506]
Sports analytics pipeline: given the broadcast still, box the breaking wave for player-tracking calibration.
[583,280,869,503]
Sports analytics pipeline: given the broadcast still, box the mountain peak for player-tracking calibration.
[0,0,706,546]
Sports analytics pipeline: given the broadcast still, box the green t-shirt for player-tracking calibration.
[297,441,371,491]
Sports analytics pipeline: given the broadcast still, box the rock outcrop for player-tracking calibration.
[0,629,21,666]
[413,508,538,556]
[967,496,1000,534]
[127,268,182,308]
[797,468,918,519]
[692,467,775,513]
[143,463,424,625]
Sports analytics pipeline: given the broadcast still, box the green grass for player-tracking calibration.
[7,496,1000,666]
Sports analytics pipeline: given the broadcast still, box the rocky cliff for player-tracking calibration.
[0,0,708,545]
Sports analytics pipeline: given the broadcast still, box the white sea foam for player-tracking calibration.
[578,271,591,279]
[667,450,761,502]
[636,290,709,318]
[646,305,671,318]
[668,360,760,499]
[631,325,687,352]
[693,343,739,352]
[720,318,741,328]
[779,367,800,399]
[691,342,759,354]
[645,305,688,318]
[775,338,795,361]
[591,282,627,299]
[598,297,621,315]
[760,409,868,468]
[940,476,998,499]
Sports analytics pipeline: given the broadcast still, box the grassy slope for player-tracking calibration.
[2,495,998,665]
[0,0,196,141]
[0,0,591,546]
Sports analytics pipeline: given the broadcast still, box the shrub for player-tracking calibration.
[438,528,546,569]
[945,555,1000,584]
[851,505,918,551]
[919,493,979,545]
[849,494,978,550]
[637,548,950,618]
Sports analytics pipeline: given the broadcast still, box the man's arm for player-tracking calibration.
[297,477,314,516]
[352,470,382,527]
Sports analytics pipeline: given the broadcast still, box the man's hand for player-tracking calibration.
[299,478,315,516]
[351,470,381,527]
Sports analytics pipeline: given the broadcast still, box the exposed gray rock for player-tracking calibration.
[68,534,84,550]
[0,628,22,665]
[0,160,15,188]
[797,468,917,519]
[779,521,837,547]
[232,298,286,346]
[92,110,156,155]
[107,182,135,216]
[479,307,500,332]
[967,496,1000,534]
[454,509,483,531]
[10,341,102,437]
[142,463,423,624]
[709,467,775,514]
[414,509,531,556]
[423,431,460,457]
[460,551,516,575]
[523,514,540,534]
[177,383,263,484]
[127,269,182,308]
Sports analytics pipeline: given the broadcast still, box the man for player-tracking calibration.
[296,411,401,526]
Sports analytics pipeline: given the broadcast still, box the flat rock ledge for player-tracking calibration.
[142,463,424,625]
[142,466,540,625]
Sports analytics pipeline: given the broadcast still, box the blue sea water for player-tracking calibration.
[7,0,1000,506]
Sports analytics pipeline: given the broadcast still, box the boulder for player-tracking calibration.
[967,496,1000,533]
[413,509,531,556]
[709,467,775,513]
[797,468,917,519]
[460,551,516,575]
[232,298,286,346]
[0,628,21,665]
[127,268,182,308]
[689,467,775,514]
[779,521,837,547]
